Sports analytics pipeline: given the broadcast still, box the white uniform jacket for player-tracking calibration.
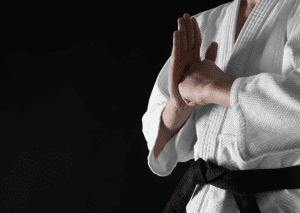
[142,0,300,212]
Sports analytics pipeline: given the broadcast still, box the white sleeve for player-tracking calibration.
[142,56,200,177]
[141,10,213,176]
[229,5,300,163]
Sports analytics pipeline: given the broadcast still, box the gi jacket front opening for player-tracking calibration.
[142,0,300,212]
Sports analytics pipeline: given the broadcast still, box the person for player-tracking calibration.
[141,0,300,212]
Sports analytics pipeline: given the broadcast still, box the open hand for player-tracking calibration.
[178,43,235,106]
[176,17,235,106]
[168,13,202,110]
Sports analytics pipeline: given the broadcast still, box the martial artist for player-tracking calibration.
[142,0,300,212]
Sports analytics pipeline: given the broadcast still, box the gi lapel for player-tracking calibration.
[226,0,281,79]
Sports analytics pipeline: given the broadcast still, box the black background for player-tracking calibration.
[2,1,231,212]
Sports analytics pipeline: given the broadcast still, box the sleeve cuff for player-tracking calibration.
[147,108,196,176]
[229,76,248,158]
[230,77,245,110]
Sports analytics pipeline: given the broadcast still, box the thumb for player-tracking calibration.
[205,42,218,63]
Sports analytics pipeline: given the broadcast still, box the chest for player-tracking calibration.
[235,4,254,44]
[235,15,248,44]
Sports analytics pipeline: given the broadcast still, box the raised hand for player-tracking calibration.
[168,13,202,110]
[177,16,235,106]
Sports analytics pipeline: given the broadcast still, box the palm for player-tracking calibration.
[168,13,224,108]
[175,48,202,83]
[168,14,202,109]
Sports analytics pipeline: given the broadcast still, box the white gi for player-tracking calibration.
[142,0,300,212]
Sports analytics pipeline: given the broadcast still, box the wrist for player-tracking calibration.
[208,78,235,108]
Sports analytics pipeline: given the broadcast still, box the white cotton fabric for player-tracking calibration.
[141,0,300,212]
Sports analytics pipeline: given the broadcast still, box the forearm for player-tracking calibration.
[154,98,195,158]
[207,78,235,108]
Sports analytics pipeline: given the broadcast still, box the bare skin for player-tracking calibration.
[236,0,259,43]
[169,13,235,108]
[242,0,259,9]
[172,1,259,108]
[154,2,259,158]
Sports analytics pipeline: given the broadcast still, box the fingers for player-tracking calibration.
[172,31,179,56]
[183,13,194,52]
[178,17,187,52]
[191,17,202,53]
[170,30,183,99]
[205,42,218,63]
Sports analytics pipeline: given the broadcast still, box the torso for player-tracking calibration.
[235,16,247,44]
[235,2,255,44]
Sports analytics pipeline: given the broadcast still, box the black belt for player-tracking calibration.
[162,158,300,213]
